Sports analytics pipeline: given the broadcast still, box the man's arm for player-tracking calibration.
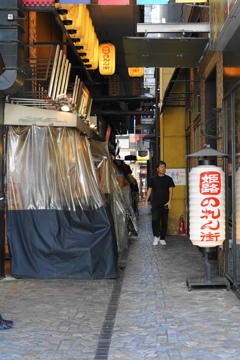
[165,187,173,209]
[144,187,152,208]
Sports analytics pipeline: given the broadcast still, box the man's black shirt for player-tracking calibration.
[148,174,175,205]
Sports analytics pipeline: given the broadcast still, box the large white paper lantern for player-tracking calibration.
[189,165,225,247]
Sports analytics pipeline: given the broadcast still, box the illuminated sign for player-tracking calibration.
[189,166,225,247]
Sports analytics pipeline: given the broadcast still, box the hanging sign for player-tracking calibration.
[109,75,120,96]
[131,78,142,96]
[189,165,225,247]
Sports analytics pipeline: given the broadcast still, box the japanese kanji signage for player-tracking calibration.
[109,75,120,96]
[99,43,115,76]
[189,165,225,247]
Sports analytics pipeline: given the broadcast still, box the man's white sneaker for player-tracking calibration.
[160,239,167,246]
[153,236,160,246]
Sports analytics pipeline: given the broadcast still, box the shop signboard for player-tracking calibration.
[4,103,77,127]
[131,78,142,96]
[109,75,120,96]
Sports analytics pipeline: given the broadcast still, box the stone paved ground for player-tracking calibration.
[0,209,240,359]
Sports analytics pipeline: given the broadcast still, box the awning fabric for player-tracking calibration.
[123,37,209,68]
[6,126,118,279]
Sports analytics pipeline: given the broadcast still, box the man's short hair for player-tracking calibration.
[156,161,166,168]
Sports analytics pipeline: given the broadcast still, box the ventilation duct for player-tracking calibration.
[0,0,25,95]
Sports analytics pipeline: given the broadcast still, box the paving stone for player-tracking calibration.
[0,209,240,359]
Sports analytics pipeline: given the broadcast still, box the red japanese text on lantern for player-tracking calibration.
[189,166,225,247]
[199,170,222,243]
[199,171,221,195]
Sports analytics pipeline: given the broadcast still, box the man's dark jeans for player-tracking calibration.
[151,203,169,239]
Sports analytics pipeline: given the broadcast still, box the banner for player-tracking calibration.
[22,0,55,8]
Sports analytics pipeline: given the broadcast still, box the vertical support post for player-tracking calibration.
[204,249,211,282]
[230,92,237,284]
[0,96,5,278]
[154,68,159,170]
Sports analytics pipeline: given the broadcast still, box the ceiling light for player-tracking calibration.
[61,104,71,112]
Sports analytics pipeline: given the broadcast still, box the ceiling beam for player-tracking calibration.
[93,111,154,116]
[93,96,155,102]
[137,22,210,34]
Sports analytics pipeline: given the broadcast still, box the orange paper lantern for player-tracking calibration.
[99,43,115,76]
[128,67,144,77]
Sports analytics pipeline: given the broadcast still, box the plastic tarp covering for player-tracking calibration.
[90,140,138,252]
[6,126,118,279]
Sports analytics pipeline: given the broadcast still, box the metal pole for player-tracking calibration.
[223,99,229,275]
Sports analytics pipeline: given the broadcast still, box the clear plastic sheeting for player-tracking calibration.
[6,126,118,279]
[121,185,138,237]
[90,140,138,252]
[7,126,104,211]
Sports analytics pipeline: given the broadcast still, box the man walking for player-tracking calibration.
[144,161,175,246]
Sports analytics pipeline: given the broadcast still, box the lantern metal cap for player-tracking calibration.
[186,144,229,158]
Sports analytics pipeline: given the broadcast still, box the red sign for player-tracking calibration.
[22,0,54,8]
[199,171,221,195]
[105,125,111,142]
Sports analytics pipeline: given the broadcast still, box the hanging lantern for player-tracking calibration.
[78,20,94,60]
[99,43,115,76]
[189,165,225,247]
[64,5,87,39]
[128,67,144,77]
[83,35,99,71]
